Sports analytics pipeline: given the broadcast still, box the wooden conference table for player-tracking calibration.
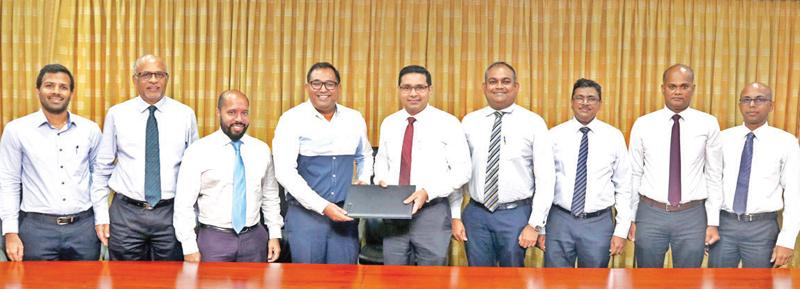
[0,261,797,289]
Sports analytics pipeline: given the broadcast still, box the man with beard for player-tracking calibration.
[93,54,199,260]
[174,90,282,262]
[0,64,103,261]
[273,62,373,264]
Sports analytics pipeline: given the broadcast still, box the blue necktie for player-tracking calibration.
[144,106,161,207]
[733,132,755,215]
[484,111,504,212]
[231,140,246,233]
[571,127,590,216]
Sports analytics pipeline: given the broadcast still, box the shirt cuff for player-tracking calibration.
[267,225,283,239]
[706,209,720,227]
[2,218,18,235]
[613,222,631,239]
[180,240,199,255]
[777,231,797,250]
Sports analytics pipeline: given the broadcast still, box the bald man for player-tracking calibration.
[708,83,800,268]
[174,90,282,262]
[93,54,199,260]
[628,64,723,268]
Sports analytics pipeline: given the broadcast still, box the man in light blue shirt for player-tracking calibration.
[0,64,102,261]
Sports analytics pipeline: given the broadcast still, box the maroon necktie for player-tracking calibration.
[399,117,416,185]
[668,114,682,205]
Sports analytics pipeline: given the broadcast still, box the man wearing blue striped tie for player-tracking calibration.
[540,78,633,268]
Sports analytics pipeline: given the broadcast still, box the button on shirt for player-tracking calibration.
[550,118,632,238]
[0,111,101,234]
[374,106,471,218]
[272,101,374,214]
[718,124,800,248]
[173,131,283,254]
[461,104,555,227]
[92,96,199,224]
[629,107,723,224]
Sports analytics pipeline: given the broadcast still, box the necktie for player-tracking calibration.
[484,111,504,212]
[399,117,416,186]
[733,132,755,215]
[144,105,161,207]
[232,140,246,233]
[668,114,682,206]
[571,127,590,216]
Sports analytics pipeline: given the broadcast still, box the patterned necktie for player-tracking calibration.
[144,105,161,207]
[232,140,246,233]
[571,127,590,216]
[733,132,755,215]
[399,117,416,186]
[484,111,505,212]
[668,114,682,206]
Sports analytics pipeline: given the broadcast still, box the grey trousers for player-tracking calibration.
[708,211,779,268]
[462,200,531,267]
[108,194,182,261]
[634,201,707,268]
[0,222,6,261]
[383,198,451,266]
[18,210,100,260]
[544,206,613,268]
[197,224,269,262]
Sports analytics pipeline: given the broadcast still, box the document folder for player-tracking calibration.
[344,185,415,219]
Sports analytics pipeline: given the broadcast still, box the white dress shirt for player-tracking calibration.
[0,111,101,234]
[629,107,723,225]
[461,104,555,227]
[92,96,199,224]
[174,130,283,254]
[550,117,632,238]
[374,105,471,218]
[272,101,374,214]
[718,123,800,248]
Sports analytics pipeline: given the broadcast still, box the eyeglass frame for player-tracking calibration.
[308,80,339,91]
[134,71,169,80]
[738,97,772,106]
[572,95,601,104]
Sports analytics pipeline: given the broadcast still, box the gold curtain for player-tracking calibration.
[1,0,799,267]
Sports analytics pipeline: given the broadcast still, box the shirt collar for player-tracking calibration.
[401,105,432,122]
[305,100,340,120]
[34,109,76,130]
[660,106,694,121]
[210,129,250,148]
[741,122,769,140]
[482,103,516,117]
[136,96,168,113]
[569,116,599,133]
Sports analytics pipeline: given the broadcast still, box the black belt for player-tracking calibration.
[199,223,259,235]
[720,210,778,222]
[23,209,93,226]
[639,195,704,212]
[471,198,532,212]
[555,205,610,219]
[117,194,174,210]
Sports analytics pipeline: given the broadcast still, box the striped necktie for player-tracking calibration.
[571,127,590,216]
[144,105,161,207]
[483,111,504,212]
[732,132,755,215]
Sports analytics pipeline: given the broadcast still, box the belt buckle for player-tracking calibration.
[504,203,518,210]
[142,202,154,210]
[575,212,587,219]
[56,216,74,225]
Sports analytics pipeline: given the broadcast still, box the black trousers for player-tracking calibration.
[108,194,182,261]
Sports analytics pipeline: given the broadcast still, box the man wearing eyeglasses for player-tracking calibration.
[273,62,373,264]
[373,65,471,266]
[708,82,799,268]
[92,54,199,260]
[454,62,555,267]
[628,64,723,268]
[537,78,632,268]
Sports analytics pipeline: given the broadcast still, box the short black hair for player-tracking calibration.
[306,62,341,84]
[398,65,432,86]
[36,64,75,91]
[484,61,517,82]
[571,78,602,101]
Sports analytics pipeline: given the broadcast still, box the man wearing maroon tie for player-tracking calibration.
[373,65,471,265]
[628,64,723,268]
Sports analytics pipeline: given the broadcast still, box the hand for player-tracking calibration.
[353,180,368,185]
[771,246,794,267]
[536,235,546,252]
[378,180,388,188]
[518,225,539,249]
[403,189,429,215]
[627,223,636,242]
[322,203,354,222]
[451,219,467,242]
[609,236,626,256]
[704,226,720,255]
[95,224,110,246]
[184,252,201,262]
[4,233,23,261]
[267,238,281,262]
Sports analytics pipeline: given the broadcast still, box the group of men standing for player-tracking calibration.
[0,56,797,269]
